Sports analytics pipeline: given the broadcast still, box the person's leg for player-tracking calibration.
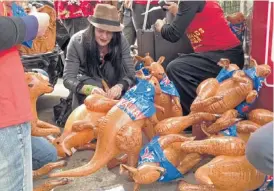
[166,54,221,115]
[62,17,90,37]
[166,46,244,115]
[32,136,58,170]
[246,121,273,175]
[0,122,32,191]
[123,8,137,46]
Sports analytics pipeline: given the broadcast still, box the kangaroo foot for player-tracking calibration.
[107,154,128,170]
[202,109,240,135]
[33,160,67,179]
[33,178,71,191]
[191,96,223,112]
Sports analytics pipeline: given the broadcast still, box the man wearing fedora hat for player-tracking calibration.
[63,4,136,109]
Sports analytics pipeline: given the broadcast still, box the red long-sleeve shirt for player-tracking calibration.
[0,3,38,128]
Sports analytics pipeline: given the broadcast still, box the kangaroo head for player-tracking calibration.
[226,12,245,24]
[120,164,165,184]
[217,58,240,71]
[145,56,166,81]
[134,52,155,67]
[25,72,53,97]
[249,58,271,78]
[148,75,162,95]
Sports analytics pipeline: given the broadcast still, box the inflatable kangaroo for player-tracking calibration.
[18,5,56,54]
[178,137,266,191]
[134,53,155,67]
[33,160,70,191]
[202,108,273,142]
[49,76,165,178]
[190,58,271,136]
[143,56,183,120]
[120,134,201,191]
[52,94,119,158]
[25,72,60,136]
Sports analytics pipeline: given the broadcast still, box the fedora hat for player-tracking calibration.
[88,4,123,32]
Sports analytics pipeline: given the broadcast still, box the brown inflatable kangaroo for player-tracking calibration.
[25,72,61,136]
[191,58,271,138]
[120,134,201,191]
[201,108,273,142]
[18,5,56,55]
[178,137,266,191]
[49,76,164,178]
[52,94,119,158]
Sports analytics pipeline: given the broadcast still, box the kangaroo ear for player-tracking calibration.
[250,58,258,68]
[135,55,145,62]
[157,56,165,65]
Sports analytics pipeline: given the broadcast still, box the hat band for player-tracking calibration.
[90,16,120,27]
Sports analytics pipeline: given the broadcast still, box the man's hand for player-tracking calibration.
[29,6,50,37]
[163,2,178,16]
[124,0,132,9]
[106,84,123,99]
[155,19,165,32]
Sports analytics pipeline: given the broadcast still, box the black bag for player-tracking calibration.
[137,2,194,67]
[53,92,73,127]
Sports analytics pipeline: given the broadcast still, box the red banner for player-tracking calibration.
[251,0,273,86]
[251,0,273,111]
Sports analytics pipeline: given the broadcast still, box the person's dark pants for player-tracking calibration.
[166,45,244,115]
[132,3,166,30]
[246,121,273,175]
[123,8,137,46]
[62,17,90,37]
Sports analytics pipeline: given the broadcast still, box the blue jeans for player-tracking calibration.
[0,122,33,191]
[32,136,57,170]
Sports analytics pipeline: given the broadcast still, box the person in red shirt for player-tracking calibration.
[0,3,49,190]
[155,0,244,115]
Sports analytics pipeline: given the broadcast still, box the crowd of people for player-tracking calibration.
[0,0,272,190]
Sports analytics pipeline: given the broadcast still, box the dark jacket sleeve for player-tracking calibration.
[118,35,136,91]
[63,34,83,93]
[0,16,38,51]
[161,1,205,43]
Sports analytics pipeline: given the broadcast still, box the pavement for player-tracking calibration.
[33,79,202,191]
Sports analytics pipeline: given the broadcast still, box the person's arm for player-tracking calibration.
[118,35,136,91]
[0,16,38,51]
[63,35,85,93]
[161,1,205,43]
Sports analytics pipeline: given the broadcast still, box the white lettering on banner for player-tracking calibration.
[118,98,144,119]
[264,1,274,87]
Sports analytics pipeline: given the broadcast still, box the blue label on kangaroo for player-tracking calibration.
[220,124,237,137]
[216,67,265,115]
[12,2,33,48]
[117,79,156,120]
[138,136,183,182]
[160,74,180,98]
